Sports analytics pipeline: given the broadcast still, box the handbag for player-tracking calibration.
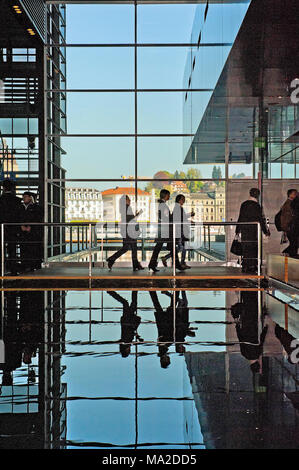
[230,235,242,256]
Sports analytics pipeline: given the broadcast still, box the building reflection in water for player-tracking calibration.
[0,289,298,449]
[0,291,66,449]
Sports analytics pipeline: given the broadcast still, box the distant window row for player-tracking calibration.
[0,48,36,63]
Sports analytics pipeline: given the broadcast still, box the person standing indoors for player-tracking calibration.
[161,194,194,269]
[281,189,298,258]
[107,195,144,271]
[20,192,44,271]
[0,179,22,275]
[291,191,299,258]
[148,189,184,272]
[236,188,270,273]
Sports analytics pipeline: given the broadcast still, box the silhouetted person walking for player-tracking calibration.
[236,188,270,273]
[0,179,22,275]
[148,189,184,272]
[107,195,144,271]
[161,194,194,269]
[281,189,298,257]
[290,191,299,258]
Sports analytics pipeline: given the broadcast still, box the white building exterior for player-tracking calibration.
[101,187,153,222]
[65,187,103,221]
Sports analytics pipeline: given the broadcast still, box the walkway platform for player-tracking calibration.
[0,265,264,290]
[267,254,299,289]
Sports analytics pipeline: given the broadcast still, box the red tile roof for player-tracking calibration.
[171,181,188,188]
[102,187,150,196]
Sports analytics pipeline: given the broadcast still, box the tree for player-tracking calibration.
[212,165,223,180]
[185,168,203,193]
[153,171,172,189]
[232,172,246,179]
[145,182,154,193]
[212,165,218,179]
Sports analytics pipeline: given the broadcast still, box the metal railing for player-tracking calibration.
[0,221,262,278]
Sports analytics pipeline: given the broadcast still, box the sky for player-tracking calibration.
[62,2,251,190]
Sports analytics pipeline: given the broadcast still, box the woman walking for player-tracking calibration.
[107,195,144,271]
[161,194,194,269]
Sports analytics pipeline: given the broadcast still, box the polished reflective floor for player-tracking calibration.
[0,288,299,449]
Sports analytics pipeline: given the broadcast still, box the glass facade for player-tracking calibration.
[0,1,66,257]
[184,0,299,183]
[47,1,237,237]
[1,0,298,257]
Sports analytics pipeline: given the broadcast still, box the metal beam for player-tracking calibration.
[45,1,249,4]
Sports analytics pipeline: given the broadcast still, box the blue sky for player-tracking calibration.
[62,2,250,189]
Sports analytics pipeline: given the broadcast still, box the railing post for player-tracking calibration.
[173,222,176,278]
[1,223,4,278]
[77,226,80,252]
[142,229,145,262]
[101,223,104,267]
[94,225,97,248]
[70,226,73,254]
[257,222,261,278]
[88,223,92,278]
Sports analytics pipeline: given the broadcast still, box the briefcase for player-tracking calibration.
[230,237,242,256]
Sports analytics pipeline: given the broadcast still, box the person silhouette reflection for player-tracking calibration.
[149,291,193,368]
[107,291,142,358]
[0,291,43,388]
[0,293,22,386]
[19,291,43,374]
[232,291,299,391]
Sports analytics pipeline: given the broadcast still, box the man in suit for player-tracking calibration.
[107,195,143,271]
[290,192,299,258]
[281,189,298,257]
[0,179,22,275]
[107,291,141,358]
[236,188,270,273]
[148,189,184,272]
[149,291,192,368]
[19,192,44,271]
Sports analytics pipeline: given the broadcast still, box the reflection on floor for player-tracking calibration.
[0,289,298,449]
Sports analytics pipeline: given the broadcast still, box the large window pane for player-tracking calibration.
[191,45,231,90]
[66,47,134,89]
[67,4,134,44]
[67,92,134,134]
[229,163,253,179]
[138,137,225,180]
[61,138,134,181]
[139,91,212,135]
[0,118,12,134]
[138,47,192,89]
[138,4,197,43]
[202,2,251,43]
[138,92,183,134]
